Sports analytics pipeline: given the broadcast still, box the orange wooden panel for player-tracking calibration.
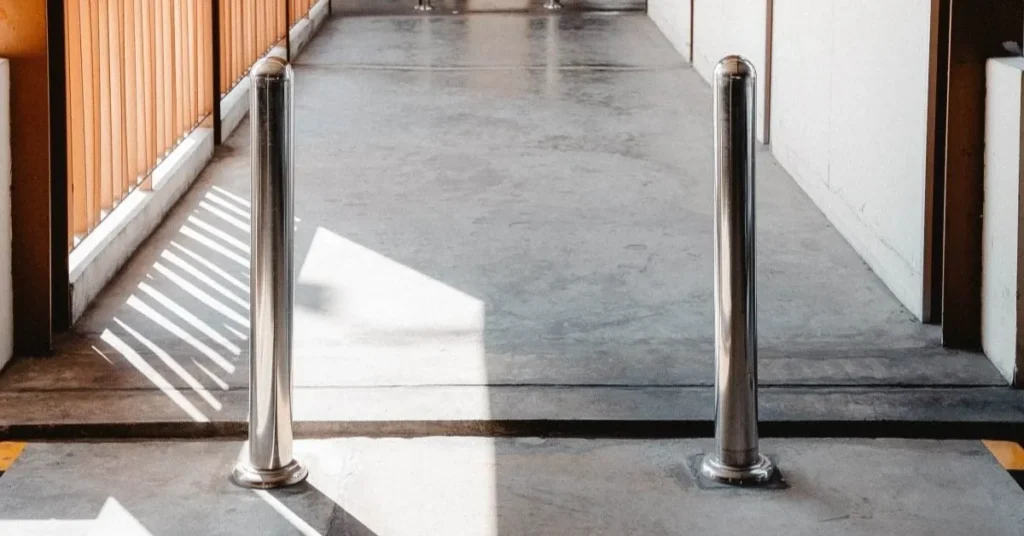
[143,0,156,178]
[278,0,286,42]
[121,0,137,195]
[163,0,174,158]
[188,0,197,124]
[97,0,112,213]
[167,0,178,154]
[218,0,225,91]
[131,0,147,183]
[64,0,74,248]
[175,0,186,137]
[244,0,253,71]
[105,0,126,206]
[66,0,88,239]
[235,0,242,86]
[86,0,100,230]
[201,0,212,117]
[65,0,217,248]
[153,0,164,158]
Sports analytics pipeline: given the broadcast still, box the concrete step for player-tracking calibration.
[2,385,1024,441]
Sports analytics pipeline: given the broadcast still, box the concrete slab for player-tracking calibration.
[5,386,1024,441]
[0,13,1002,429]
[0,438,1021,535]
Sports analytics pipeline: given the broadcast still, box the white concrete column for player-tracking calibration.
[982,57,1024,385]
[0,59,12,371]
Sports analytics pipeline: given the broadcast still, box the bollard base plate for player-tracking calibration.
[413,3,434,10]
[694,453,787,489]
[543,2,563,9]
[231,459,308,489]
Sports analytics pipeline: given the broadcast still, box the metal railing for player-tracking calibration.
[700,55,778,487]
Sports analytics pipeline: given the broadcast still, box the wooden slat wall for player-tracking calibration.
[66,0,309,250]
[220,0,287,96]
[291,0,313,22]
[65,0,214,249]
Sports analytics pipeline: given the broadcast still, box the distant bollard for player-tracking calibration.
[415,0,433,11]
[699,55,776,486]
[232,57,307,490]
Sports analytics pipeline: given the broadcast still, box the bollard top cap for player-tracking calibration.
[714,55,755,79]
[251,56,293,80]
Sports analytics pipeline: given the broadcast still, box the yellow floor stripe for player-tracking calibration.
[983,440,1024,471]
[0,442,26,472]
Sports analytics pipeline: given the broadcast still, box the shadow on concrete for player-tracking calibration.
[0,441,378,536]
[267,482,379,536]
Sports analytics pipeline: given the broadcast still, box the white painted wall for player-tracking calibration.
[982,57,1024,384]
[691,0,767,141]
[770,0,932,319]
[648,0,932,317]
[649,0,767,140]
[0,60,11,371]
[648,0,691,62]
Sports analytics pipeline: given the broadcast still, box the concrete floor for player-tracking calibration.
[0,13,1006,427]
[0,438,1022,535]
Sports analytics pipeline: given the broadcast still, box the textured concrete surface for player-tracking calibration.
[331,0,647,16]
[0,438,1022,535]
[0,13,1003,427]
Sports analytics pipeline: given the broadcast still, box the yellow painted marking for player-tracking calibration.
[0,442,26,472]
[983,440,1024,471]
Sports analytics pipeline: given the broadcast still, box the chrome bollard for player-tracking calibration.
[543,0,563,10]
[232,57,308,490]
[414,0,433,11]
[699,56,776,486]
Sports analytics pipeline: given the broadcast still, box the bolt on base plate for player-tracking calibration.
[699,453,776,487]
[231,459,308,489]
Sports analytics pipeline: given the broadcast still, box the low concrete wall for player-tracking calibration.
[982,57,1024,385]
[0,59,12,371]
[69,129,215,322]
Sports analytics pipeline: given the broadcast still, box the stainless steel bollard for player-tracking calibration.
[232,57,308,490]
[414,0,433,11]
[699,56,776,486]
[543,0,563,10]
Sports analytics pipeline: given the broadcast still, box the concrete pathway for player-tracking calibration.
[0,12,1005,429]
[0,437,1022,535]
